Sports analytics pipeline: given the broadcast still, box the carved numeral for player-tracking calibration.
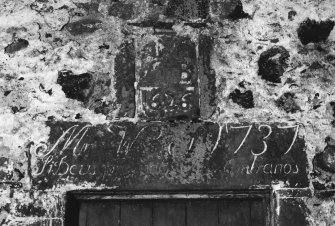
[231,125,253,154]
[277,125,300,155]
[251,125,272,156]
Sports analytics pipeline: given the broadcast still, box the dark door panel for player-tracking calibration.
[121,201,153,226]
[79,201,120,226]
[153,201,186,226]
[78,198,268,226]
[187,200,219,226]
[218,200,250,226]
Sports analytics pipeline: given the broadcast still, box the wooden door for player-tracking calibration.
[78,198,267,226]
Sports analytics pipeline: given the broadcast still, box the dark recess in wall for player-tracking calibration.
[227,0,250,20]
[57,71,93,103]
[297,18,335,45]
[258,46,290,83]
[229,89,254,109]
[4,39,29,54]
[210,0,250,20]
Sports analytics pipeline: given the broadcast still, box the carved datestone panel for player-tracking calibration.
[136,34,215,120]
[32,121,308,189]
[137,35,199,120]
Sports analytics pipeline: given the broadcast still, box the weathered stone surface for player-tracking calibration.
[199,35,216,118]
[108,2,134,20]
[229,89,254,109]
[278,199,309,226]
[15,204,47,217]
[12,191,63,219]
[314,140,335,173]
[57,70,112,115]
[210,0,250,21]
[114,39,136,118]
[74,2,99,15]
[32,121,308,189]
[4,39,29,54]
[0,152,24,188]
[276,92,301,113]
[30,1,54,13]
[133,0,209,22]
[23,219,63,226]
[258,46,290,83]
[64,19,102,36]
[85,74,112,116]
[2,0,334,224]
[137,35,200,120]
[165,0,209,20]
[297,18,335,45]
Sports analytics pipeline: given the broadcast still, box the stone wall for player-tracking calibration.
[0,0,334,225]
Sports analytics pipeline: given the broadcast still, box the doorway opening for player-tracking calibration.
[65,190,272,226]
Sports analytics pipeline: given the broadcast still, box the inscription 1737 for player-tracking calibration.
[31,121,308,190]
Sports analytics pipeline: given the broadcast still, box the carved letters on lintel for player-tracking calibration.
[32,121,308,189]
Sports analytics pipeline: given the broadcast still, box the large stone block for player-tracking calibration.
[32,121,308,190]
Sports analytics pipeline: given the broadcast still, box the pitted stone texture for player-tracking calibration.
[106,0,209,22]
[165,0,209,20]
[314,139,335,174]
[24,219,62,226]
[64,19,102,36]
[210,0,250,21]
[276,93,301,114]
[108,2,135,20]
[278,199,309,226]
